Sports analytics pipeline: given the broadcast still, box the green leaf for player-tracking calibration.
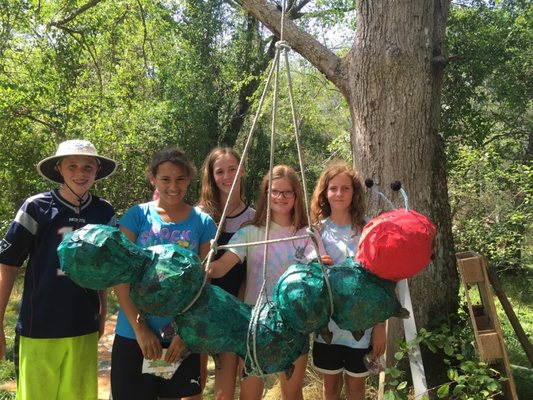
[437,384,450,398]
[388,368,402,378]
[384,389,395,400]
[397,381,408,390]
[444,343,454,356]
[452,384,466,395]
[447,368,458,381]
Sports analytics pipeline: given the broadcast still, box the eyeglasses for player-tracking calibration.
[269,189,295,199]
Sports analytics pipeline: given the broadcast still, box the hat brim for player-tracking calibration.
[37,155,118,184]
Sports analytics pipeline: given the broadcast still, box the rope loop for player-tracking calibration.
[275,40,291,50]
[209,239,218,256]
[305,226,318,243]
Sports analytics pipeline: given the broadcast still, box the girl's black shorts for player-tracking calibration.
[111,334,201,399]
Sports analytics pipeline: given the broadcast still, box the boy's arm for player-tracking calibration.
[0,264,19,359]
[207,251,241,278]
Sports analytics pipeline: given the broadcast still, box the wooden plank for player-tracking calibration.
[486,266,533,367]
[456,252,486,283]
[397,279,428,398]
[456,252,519,400]
[478,331,503,360]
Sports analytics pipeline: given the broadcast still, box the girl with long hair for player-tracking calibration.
[310,162,386,400]
[209,164,325,400]
[198,147,255,400]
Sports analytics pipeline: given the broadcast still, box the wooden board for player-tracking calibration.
[456,251,518,400]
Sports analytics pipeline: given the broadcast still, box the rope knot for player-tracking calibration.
[209,239,218,255]
[306,227,320,249]
[275,40,290,50]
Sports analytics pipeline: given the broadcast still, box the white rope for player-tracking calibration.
[216,234,311,250]
[247,0,285,378]
[281,44,335,318]
[199,0,335,378]
[183,43,282,317]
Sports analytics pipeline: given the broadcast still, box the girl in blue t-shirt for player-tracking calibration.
[310,162,386,400]
[111,148,216,400]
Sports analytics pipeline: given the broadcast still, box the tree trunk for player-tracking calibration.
[236,0,460,388]
[350,0,458,327]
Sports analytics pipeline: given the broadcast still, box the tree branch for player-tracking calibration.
[235,0,349,95]
[11,107,58,131]
[48,0,104,28]
[136,0,151,71]
[432,54,464,67]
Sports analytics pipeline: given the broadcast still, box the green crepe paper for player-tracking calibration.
[273,262,329,334]
[244,302,309,376]
[130,244,204,317]
[328,258,405,332]
[173,284,251,357]
[58,225,407,378]
[58,224,151,289]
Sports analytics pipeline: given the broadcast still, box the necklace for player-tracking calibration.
[223,198,244,217]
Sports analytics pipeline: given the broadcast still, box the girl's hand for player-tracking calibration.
[165,335,186,363]
[321,255,334,265]
[135,324,163,360]
[371,322,387,357]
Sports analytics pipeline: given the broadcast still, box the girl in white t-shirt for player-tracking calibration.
[311,162,386,400]
[209,164,324,400]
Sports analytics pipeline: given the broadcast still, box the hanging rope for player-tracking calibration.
[179,49,281,316]
[198,0,335,378]
[281,37,335,320]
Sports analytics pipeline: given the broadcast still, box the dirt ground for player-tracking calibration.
[2,314,361,399]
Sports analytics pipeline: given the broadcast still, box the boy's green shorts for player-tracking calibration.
[17,332,98,400]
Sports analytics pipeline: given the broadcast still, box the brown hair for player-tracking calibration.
[251,165,308,231]
[198,147,243,223]
[311,162,366,230]
[148,148,197,180]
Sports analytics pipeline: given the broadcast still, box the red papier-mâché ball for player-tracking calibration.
[355,209,436,281]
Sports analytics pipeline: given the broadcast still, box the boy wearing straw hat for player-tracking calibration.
[0,140,118,399]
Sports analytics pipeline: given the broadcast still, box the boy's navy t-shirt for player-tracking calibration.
[0,190,116,338]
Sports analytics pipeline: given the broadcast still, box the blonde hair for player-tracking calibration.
[198,147,243,223]
[311,162,366,230]
[251,165,308,230]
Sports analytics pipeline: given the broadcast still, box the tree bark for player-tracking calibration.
[349,0,458,329]
[236,0,460,389]
[235,0,349,93]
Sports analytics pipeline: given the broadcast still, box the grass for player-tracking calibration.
[494,266,533,399]
[1,266,531,399]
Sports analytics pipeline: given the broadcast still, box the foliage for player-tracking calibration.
[0,0,353,227]
[449,145,532,269]
[0,0,256,222]
[443,0,533,270]
[384,310,505,399]
[493,265,533,398]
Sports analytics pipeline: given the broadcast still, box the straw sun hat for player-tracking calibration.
[37,140,118,184]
